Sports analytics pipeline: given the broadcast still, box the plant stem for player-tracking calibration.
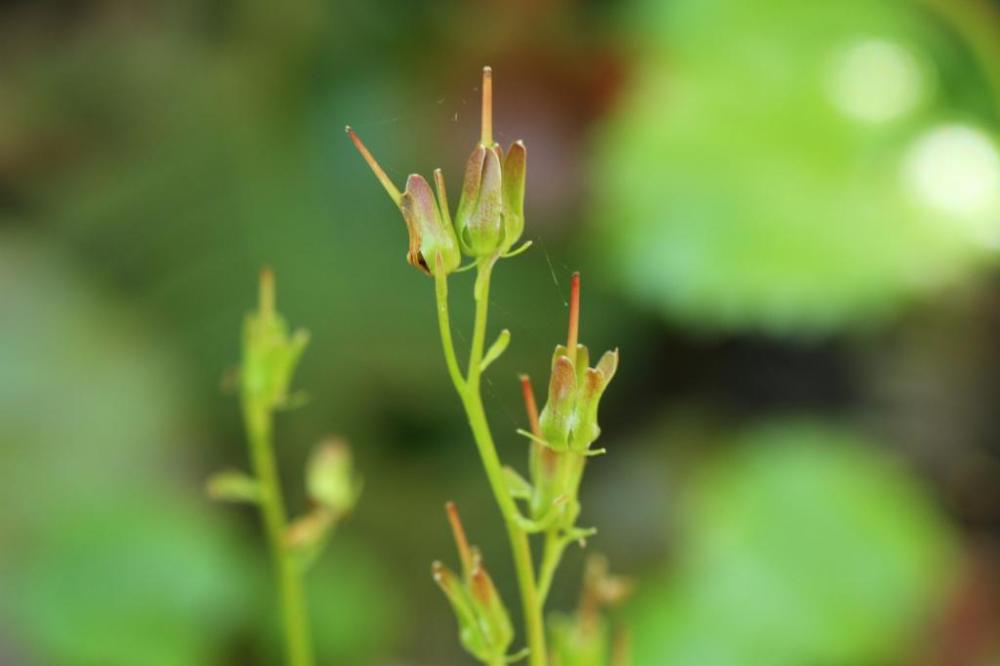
[244,406,314,666]
[537,530,567,606]
[434,260,549,666]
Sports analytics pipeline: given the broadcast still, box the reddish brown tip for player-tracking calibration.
[470,565,492,603]
[346,126,402,206]
[519,374,541,437]
[445,501,474,578]
[567,272,581,352]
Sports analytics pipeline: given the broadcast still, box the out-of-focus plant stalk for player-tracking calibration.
[238,269,314,666]
[243,405,314,666]
[213,270,360,665]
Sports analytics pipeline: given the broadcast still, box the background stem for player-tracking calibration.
[244,406,314,666]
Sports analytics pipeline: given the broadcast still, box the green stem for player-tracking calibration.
[244,406,314,666]
[435,260,548,666]
[435,260,466,392]
[537,530,567,607]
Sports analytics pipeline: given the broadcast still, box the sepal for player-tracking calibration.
[500,140,526,251]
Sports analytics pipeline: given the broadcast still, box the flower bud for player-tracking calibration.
[535,274,620,455]
[241,268,309,412]
[549,555,632,665]
[307,439,361,517]
[433,561,491,662]
[455,145,504,257]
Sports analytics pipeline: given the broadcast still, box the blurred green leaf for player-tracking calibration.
[631,421,956,666]
[1,502,257,666]
[591,0,1000,333]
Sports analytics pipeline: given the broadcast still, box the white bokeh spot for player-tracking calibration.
[829,38,924,123]
[903,124,1000,246]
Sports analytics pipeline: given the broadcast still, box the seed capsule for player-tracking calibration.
[346,128,461,276]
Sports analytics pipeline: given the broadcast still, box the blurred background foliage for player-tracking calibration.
[1,0,998,664]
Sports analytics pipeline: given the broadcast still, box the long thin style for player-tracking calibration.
[445,501,475,577]
[519,375,541,437]
[345,126,402,206]
[567,272,580,352]
[481,66,493,146]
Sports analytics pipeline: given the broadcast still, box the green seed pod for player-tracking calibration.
[455,145,504,257]
[241,268,309,412]
[433,502,515,663]
[433,561,492,662]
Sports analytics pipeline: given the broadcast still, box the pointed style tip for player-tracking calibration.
[259,266,275,315]
[346,126,402,206]
[481,66,493,146]
[519,374,541,437]
[567,272,581,351]
[445,501,474,576]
